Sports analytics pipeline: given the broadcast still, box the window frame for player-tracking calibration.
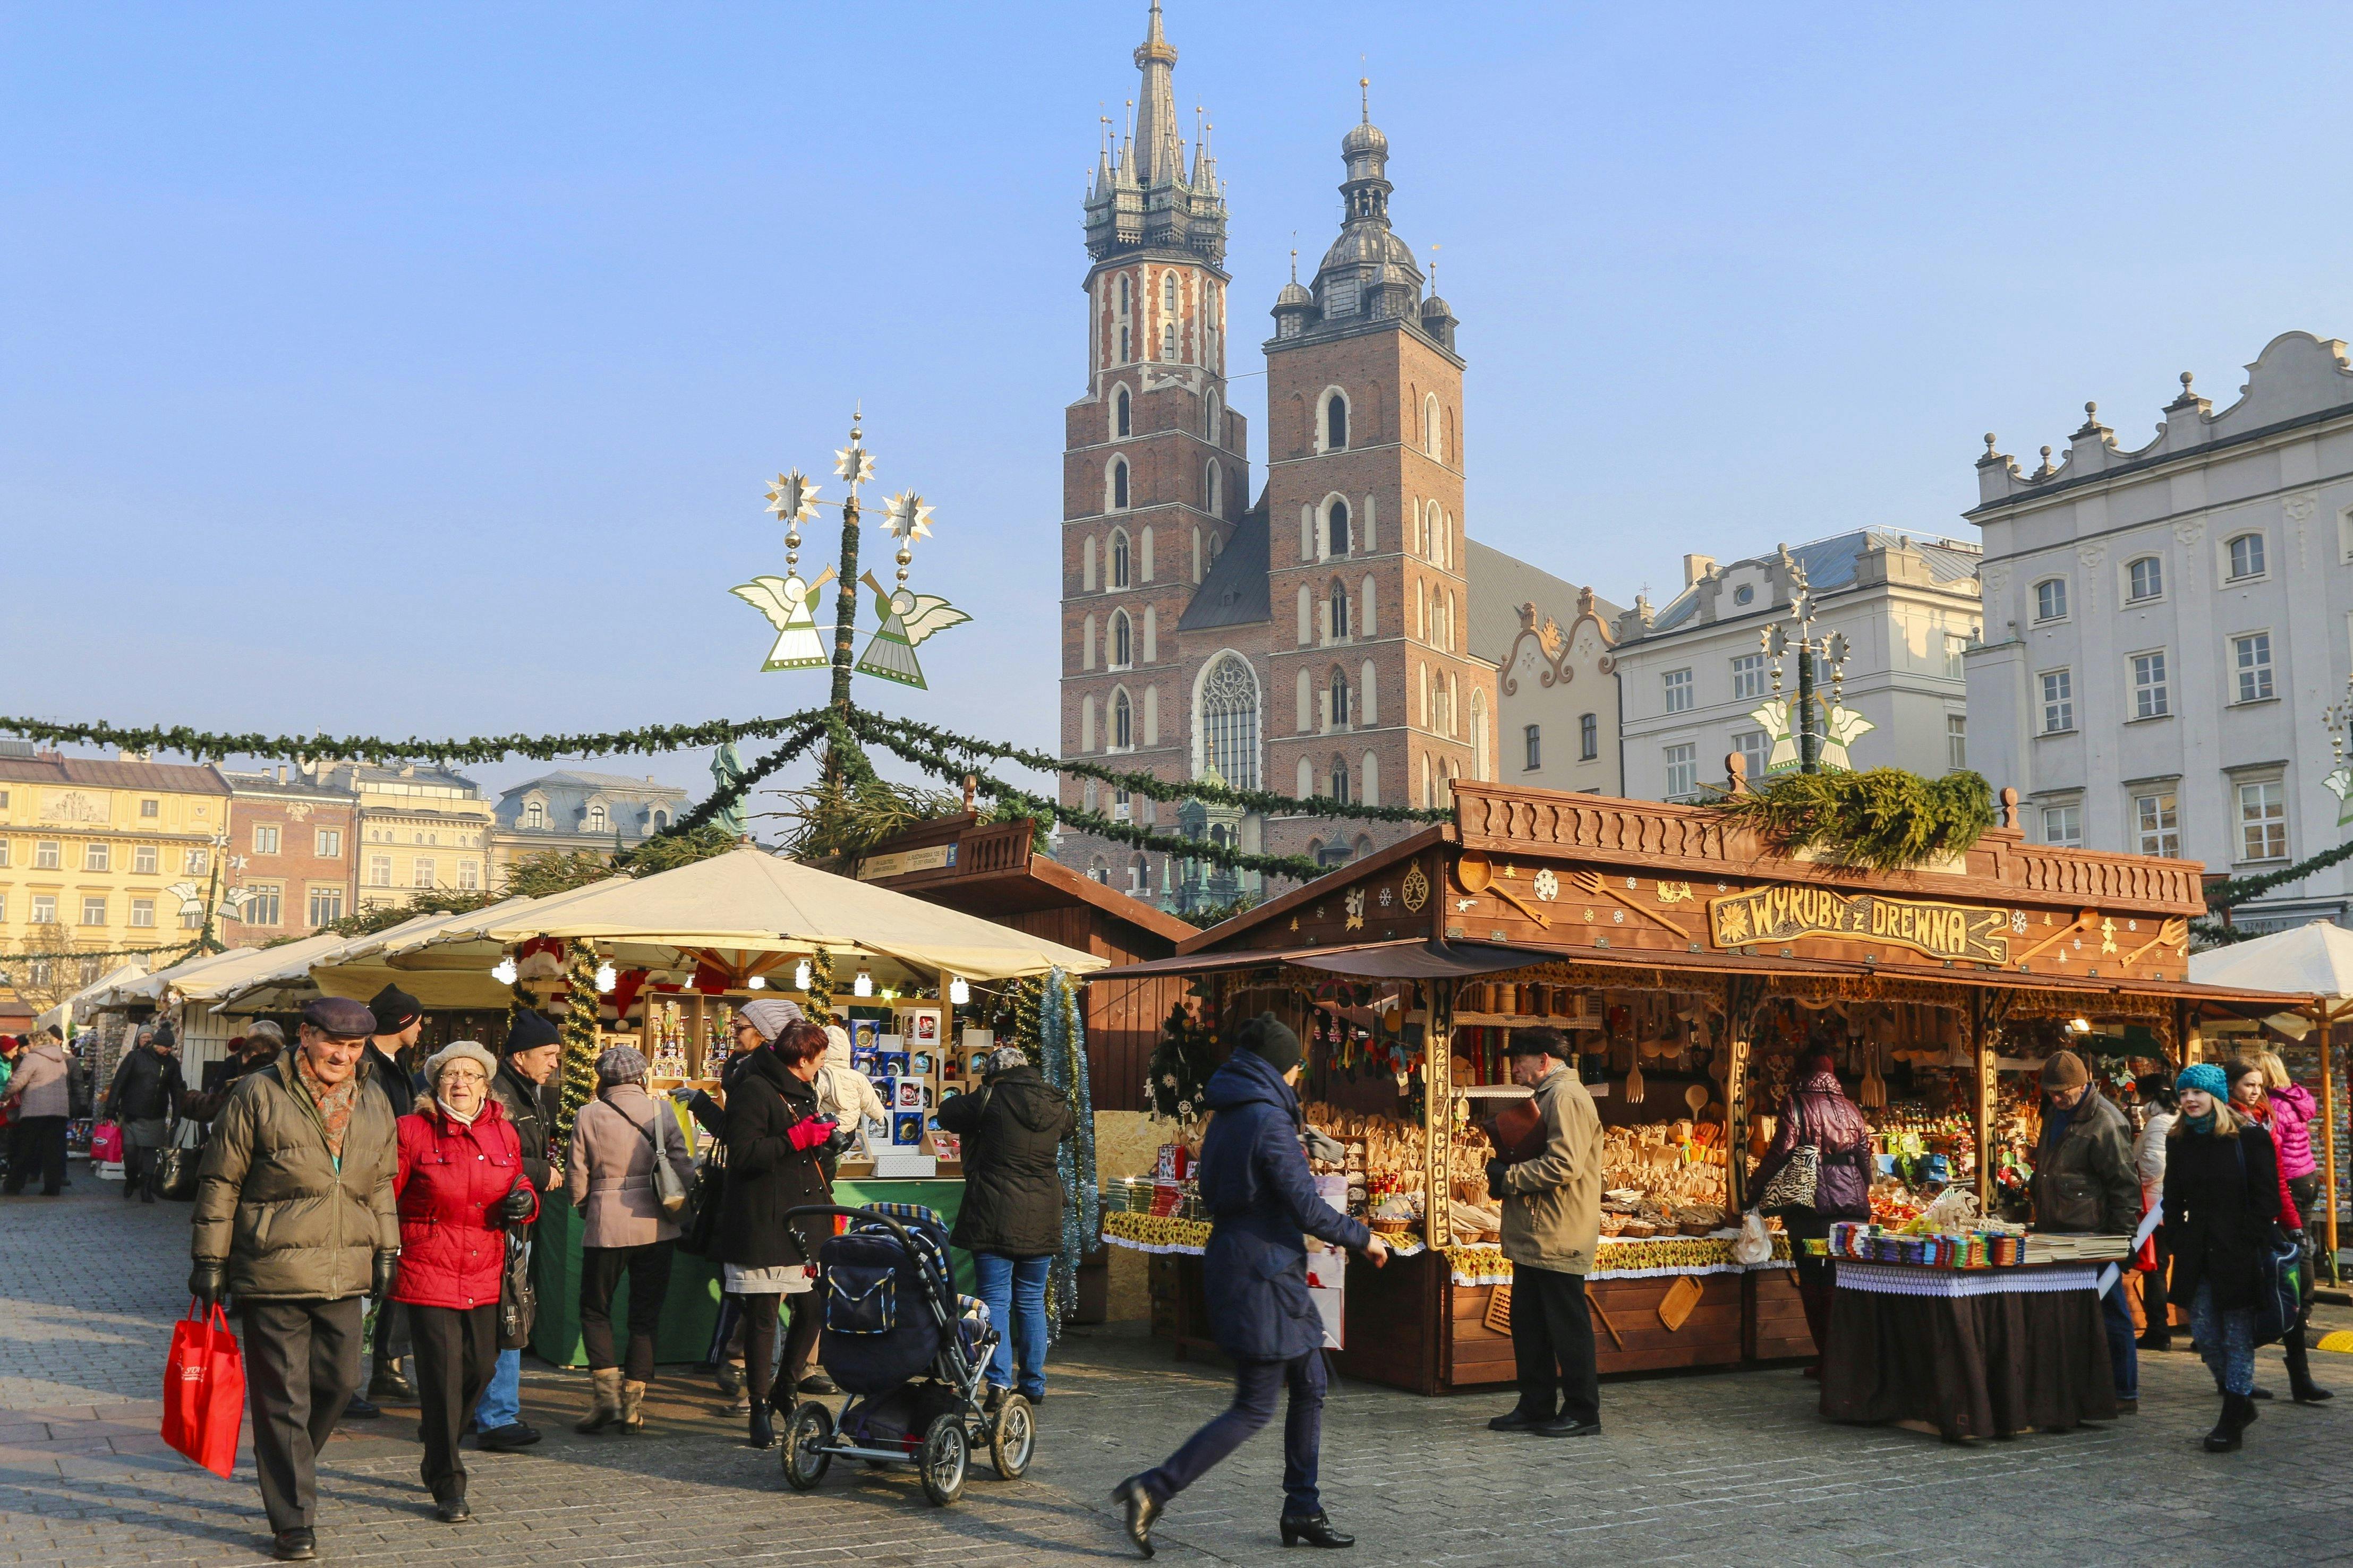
[252,822,281,855]
[1523,723,1542,772]
[2129,648,2170,721]
[2231,631,2275,704]
[2039,668,2074,734]
[2126,554,2164,603]
[133,843,158,874]
[1579,713,1599,761]
[1730,653,1767,702]
[2237,778,2288,862]
[1663,742,1698,802]
[2033,576,2069,623]
[1946,713,1967,773]
[2133,790,2180,858]
[308,885,345,928]
[2227,532,2267,582]
[1661,667,1694,715]
[2041,803,2084,848]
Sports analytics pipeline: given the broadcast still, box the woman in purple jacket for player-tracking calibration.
[1751,1049,1873,1376]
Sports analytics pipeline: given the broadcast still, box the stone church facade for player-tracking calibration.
[1055,3,1565,911]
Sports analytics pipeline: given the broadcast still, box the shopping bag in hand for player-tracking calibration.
[89,1121,124,1164]
[162,1303,245,1478]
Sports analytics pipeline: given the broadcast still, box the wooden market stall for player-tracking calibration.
[1095,778,2307,1396]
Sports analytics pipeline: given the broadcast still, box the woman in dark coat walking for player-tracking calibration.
[1749,1049,1872,1377]
[1114,1016,1387,1556]
[2164,1061,2282,1452]
[937,1045,1073,1405]
[715,1007,841,1449]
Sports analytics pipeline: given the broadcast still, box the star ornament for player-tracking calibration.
[875,490,934,544]
[764,469,820,523]
[833,443,876,485]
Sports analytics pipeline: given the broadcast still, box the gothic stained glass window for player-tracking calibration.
[1199,654,1260,791]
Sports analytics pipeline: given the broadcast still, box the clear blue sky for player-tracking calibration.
[7,2,2350,804]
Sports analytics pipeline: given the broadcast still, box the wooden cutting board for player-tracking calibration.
[1657,1275,1705,1332]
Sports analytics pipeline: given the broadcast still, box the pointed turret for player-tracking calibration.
[1083,2,1226,263]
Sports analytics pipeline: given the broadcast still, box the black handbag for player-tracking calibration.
[676,1151,726,1258]
[498,1231,536,1351]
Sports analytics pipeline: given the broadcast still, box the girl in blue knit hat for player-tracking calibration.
[2163,1060,2283,1452]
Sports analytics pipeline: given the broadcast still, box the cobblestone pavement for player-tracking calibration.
[6,1176,2353,1567]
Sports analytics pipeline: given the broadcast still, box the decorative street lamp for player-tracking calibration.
[1752,545,1872,776]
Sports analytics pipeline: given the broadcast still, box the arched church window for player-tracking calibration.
[1112,611,1132,668]
[1198,654,1260,791]
[1326,393,1348,451]
[1329,580,1351,640]
[1329,756,1351,806]
[1112,689,1133,750]
[1110,528,1131,588]
[1205,462,1220,515]
[1115,386,1131,438]
[1112,458,1130,511]
[1330,668,1352,729]
[1326,499,1350,559]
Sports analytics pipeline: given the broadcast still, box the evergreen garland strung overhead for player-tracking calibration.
[552,944,602,1155]
[2202,834,2353,912]
[1707,768,1995,871]
[0,709,832,767]
[805,947,835,1026]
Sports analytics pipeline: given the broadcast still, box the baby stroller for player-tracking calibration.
[776,1202,1037,1505]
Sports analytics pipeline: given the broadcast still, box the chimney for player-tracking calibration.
[1683,554,1715,588]
[277,765,289,784]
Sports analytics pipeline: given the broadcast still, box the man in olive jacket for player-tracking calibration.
[190,997,399,1563]
[2031,1049,2141,1408]
[1486,1029,1604,1438]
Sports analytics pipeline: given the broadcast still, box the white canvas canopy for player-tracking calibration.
[2189,920,2353,1011]
[34,961,149,1032]
[210,901,550,1014]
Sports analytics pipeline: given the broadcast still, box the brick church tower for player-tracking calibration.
[1260,95,1487,867]
[1058,1,1250,899]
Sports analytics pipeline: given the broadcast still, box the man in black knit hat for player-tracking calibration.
[353,983,425,1413]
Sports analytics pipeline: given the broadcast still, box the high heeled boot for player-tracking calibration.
[619,1378,647,1434]
[575,1368,624,1434]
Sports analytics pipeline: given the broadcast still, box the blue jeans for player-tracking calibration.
[2190,1280,2256,1396]
[2099,1277,2138,1400]
[473,1347,521,1430]
[1143,1350,1326,1518]
[971,1252,1050,1399]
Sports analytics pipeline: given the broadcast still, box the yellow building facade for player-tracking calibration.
[323,763,497,912]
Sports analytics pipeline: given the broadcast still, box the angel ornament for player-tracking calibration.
[730,567,836,671]
[854,571,970,689]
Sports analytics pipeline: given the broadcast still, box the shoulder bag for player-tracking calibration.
[636,1101,694,1219]
[1755,1102,1820,1217]
[676,1127,726,1259]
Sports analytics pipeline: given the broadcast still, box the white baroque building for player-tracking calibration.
[1965,331,2353,931]
[1609,532,1980,802]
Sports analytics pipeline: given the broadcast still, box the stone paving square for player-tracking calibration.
[4,1177,2351,1566]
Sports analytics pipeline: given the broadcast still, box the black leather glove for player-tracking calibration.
[1485,1157,1511,1202]
[189,1258,227,1312]
[372,1250,399,1301]
[499,1186,536,1225]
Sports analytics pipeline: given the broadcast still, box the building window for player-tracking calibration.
[129,897,155,928]
[1736,729,1772,781]
[1580,713,1599,761]
[368,854,392,887]
[1524,724,1542,771]
[244,885,282,927]
[80,896,107,927]
[184,847,208,875]
[2042,804,2083,847]
[83,841,109,872]
[2034,578,2068,622]
[1205,462,1220,516]
[586,803,608,833]
[1111,529,1131,588]
[0,841,10,868]
[129,843,156,874]
[411,856,434,888]
[1663,743,1697,801]
[2232,633,2274,702]
[252,822,281,854]
[1113,459,1132,511]
[2239,781,2288,861]
[1111,611,1132,668]
[1112,690,1133,751]
[1329,580,1351,639]
[2227,533,2266,581]
[30,894,56,925]
[2131,650,2170,719]
[1329,756,1351,804]
[1943,633,1969,680]
[1199,654,1260,791]
[1115,385,1131,438]
[1325,393,1348,451]
[1730,653,1766,701]
[458,860,480,890]
[2040,669,2074,733]
[1663,669,1694,714]
[1946,714,1967,773]
[524,801,545,828]
[316,828,341,857]
[309,886,345,927]
[34,840,60,870]
[2134,791,2180,858]
[1326,500,1351,558]
[2128,556,2163,602]
[1330,670,1352,730]
[140,799,159,818]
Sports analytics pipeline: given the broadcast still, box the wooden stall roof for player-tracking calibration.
[857,815,1194,952]
[1143,782,2308,1003]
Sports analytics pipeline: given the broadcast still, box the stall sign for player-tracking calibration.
[1707,885,2011,963]
[856,844,957,881]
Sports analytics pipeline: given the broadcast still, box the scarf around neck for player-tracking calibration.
[2184,1110,2216,1136]
[291,1049,361,1168]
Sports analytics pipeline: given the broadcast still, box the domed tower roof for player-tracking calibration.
[1274,78,1454,352]
[1341,117,1388,159]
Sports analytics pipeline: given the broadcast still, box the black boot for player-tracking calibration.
[1112,1476,1163,1558]
[747,1401,776,1450]
[2204,1392,2254,1452]
[1279,1511,1355,1548]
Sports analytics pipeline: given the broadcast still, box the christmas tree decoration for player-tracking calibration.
[853,571,971,689]
[553,942,603,1153]
[731,568,837,672]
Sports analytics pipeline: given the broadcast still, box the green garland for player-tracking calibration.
[660,720,830,840]
[0,708,831,767]
[1707,768,1994,871]
[2,938,206,967]
[1145,999,1218,1120]
[2204,834,2353,912]
[552,943,601,1156]
[805,947,834,1026]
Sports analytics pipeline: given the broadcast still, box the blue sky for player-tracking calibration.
[7,2,2351,806]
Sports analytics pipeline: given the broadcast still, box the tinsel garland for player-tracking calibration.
[0,707,832,767]
[1033,965,1098,1342]
[552,942,602,1159]
[806,946,835,1026]
[854,711,1450,826]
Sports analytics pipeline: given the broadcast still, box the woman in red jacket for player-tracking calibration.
[394,1040,537,1523]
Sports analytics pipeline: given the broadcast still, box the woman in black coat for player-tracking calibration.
[937,1046,1075,1404]
[2163,1061,2281,1453]
[717,1013,840,1448]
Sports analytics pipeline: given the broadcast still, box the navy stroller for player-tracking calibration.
[776,1202,1036,1505]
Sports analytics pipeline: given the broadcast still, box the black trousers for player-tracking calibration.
[3,1116,68,1195]
[581,1241,675,1382]
[407,1303,499,1500]
[735,1291,821,1409]
[1510,1265,1600,1427]
[240,1295,366,1533]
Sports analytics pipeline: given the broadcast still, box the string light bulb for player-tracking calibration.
[853,968,874,998]
[746,974,767,990]
[794,959,812,992]
[593,961,617,994]
[949,975,969,1006]
[491,957,518,985]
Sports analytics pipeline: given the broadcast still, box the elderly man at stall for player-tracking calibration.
[470,1008,562,1452]
[191,997,400,1563]
[2032,1048,2143,1412]
[1485,1027,1605,1439]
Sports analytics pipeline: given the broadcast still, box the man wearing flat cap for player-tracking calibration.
[469,1008,563,1452]
[191,996,400,1563]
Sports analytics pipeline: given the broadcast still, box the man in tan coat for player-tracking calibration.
[1485,1027,1602,1438]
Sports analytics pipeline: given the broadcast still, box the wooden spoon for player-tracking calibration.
[1456,851,1551,928]
[1685,1083,1709,1115]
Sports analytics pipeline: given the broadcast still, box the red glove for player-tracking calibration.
[787,1116,839,1152]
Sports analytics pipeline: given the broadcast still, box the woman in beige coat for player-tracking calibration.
[567,1046,696,1434]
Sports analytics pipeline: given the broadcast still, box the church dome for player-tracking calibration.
[1341,118,1387,159]
[1275,279,1313,308]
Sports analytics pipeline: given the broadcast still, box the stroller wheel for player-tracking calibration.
[989,1393,1035,1480]
[781,1403,833,1492]
[918,1413,968,1506]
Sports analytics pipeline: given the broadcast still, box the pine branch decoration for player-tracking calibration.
[1708,768,1994,871]
[553,942,602,1154]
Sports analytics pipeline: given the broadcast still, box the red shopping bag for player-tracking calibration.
[162,1303,245,1478]
[89,1121,123,1163]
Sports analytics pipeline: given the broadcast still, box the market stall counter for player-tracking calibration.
[1091,778,2311,1397]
